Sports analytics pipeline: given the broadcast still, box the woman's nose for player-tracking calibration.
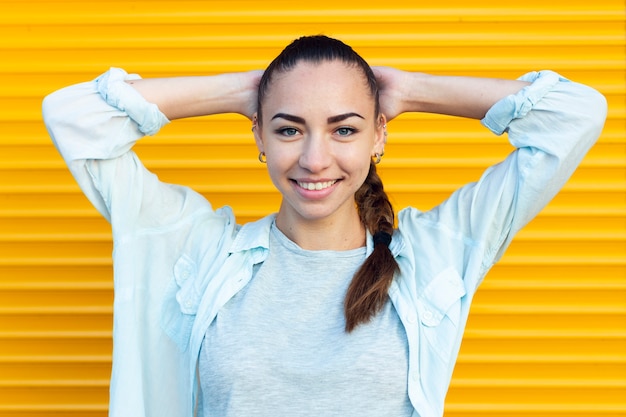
[299,134,332,172]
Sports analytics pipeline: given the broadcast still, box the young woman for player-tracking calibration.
[43,35,607,417]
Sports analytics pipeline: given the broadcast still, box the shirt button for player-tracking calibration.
[423,311,433,321]
[407,313,417,323]
[411,372,420,381]
[185,300,192,308]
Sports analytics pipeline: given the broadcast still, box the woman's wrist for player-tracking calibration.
[396,72,431,114]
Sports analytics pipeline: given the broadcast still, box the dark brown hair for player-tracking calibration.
[257,35,399,332]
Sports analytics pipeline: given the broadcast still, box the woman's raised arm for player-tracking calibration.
[126,70,262,121]
[374,66,529,121]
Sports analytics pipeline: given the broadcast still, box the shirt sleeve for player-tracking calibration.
[400,70,607,285]
[42,68,211,234]
[43,67,169,160]
[481,71,606,260]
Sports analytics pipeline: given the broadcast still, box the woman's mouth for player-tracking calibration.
[296,180,338,191]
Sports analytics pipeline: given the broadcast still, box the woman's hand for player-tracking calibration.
[373,66,413,122]
[235,70,263,120]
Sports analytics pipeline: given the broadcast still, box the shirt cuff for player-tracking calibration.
[94,67,170,136]
[481,70,564,135]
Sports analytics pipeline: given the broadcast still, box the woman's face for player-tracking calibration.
[255,60,386,229]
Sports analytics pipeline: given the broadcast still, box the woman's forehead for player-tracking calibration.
[263,61,375,113]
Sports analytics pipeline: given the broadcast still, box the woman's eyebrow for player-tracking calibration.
[327,112,364,124]
[271,112,365,124]
[271,113,305,124]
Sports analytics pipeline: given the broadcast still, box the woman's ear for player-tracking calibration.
[373,113,388,155]
[252,112,263,153]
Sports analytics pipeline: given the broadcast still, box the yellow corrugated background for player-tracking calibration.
[0,1,624,416]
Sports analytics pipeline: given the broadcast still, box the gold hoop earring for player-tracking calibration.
[258,151,267,163]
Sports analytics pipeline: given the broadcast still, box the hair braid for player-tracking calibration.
[344,162,399,332]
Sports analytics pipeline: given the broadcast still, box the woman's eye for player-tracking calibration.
[277,127,299,136]
[336,127,355,136]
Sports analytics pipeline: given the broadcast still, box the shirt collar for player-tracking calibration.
[228,213,276,254]
[229,213,405,259]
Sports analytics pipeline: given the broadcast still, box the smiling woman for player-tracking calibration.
[41,35,607,417]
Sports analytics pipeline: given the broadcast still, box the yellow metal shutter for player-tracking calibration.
[1,1,624,416]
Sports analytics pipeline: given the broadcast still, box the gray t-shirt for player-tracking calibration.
[198,223,413,416]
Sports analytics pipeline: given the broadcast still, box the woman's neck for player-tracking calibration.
[275,206,366,251]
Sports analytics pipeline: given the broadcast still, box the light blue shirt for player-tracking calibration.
[42,67,606,417]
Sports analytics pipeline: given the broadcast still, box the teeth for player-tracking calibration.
[298,180,336,191]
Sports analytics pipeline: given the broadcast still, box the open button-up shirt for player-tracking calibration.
[42,68,607,417]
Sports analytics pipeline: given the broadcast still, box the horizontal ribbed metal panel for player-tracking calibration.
[0,1,624,416]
